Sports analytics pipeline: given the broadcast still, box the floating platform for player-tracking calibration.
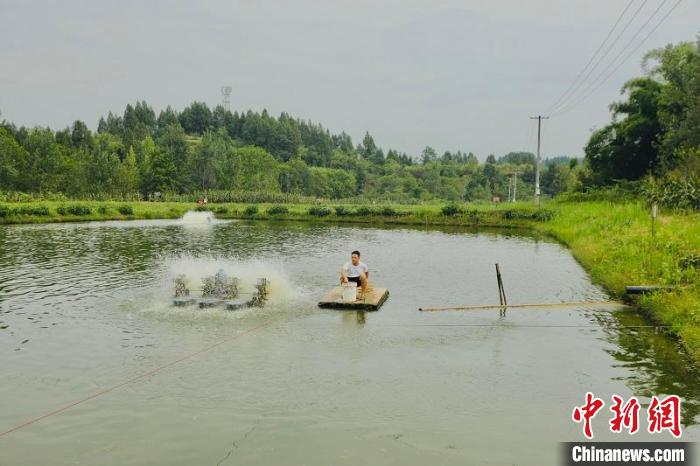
[225,300,248,311]
[198,298,224,308]
[625,285,674,295]
[173,297,250,310]
[318,287,390,311]
[173,298,197,307]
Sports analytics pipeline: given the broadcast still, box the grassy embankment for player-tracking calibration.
[1,199,698,361]
[534,201,700,362]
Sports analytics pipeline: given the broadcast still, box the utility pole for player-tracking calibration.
[530,115,549,205]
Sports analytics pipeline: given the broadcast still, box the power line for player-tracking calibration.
[547,0,635,113]
[553,0,682,116]
[549,0,650,114]
[554,0,670,115]
[0,320,274,437]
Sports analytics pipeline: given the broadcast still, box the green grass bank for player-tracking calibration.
[1,199,698,361]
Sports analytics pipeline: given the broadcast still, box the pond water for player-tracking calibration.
[1,216,698,465]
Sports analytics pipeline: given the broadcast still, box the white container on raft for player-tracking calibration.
[341,282,357,302]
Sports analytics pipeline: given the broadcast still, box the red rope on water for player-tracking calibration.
[0,320,273,438]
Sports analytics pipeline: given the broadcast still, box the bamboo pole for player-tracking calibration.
[418,300,625,312]
[495,263,507,306]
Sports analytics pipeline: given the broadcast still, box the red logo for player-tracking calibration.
[609,395,640,434]
[572,392,605,439]
[648,395,682,438]
[572,393,682,439]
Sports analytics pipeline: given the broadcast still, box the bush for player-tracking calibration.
[70,205,91,215]
[244,205,259,216]
[468,210,480,223]
[57,205,91,216]
[161,190,317,204]
[379,207,399,217]
[12,206,50,216]
[680,254,700,270]
[267,205,289,215]
[215,206,229,214]
[441,204,464,216]
[308,206,332,217]
[118,205,134,215]
[501,209,516,220]
[334,206,352,216]
[642,176,700,211]
[355,207,375,216]
[97,206,109,215]
[501,208,554,221]
[195,205,210,212]
[533,209,555,221]
[0,205,9,217]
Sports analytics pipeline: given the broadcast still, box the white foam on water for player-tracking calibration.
[181,211,215,224]
[179,210,234,229]
[165,256,300,303]
[123,255,310,321]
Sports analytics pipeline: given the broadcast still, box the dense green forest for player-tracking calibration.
[0,38,697,205]
[0,103,576,202]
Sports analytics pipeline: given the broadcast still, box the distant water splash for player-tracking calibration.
[181,211,216,225]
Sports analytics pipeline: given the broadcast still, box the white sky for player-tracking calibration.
[1,0,698,159]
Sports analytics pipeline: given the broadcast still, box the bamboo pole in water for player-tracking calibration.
[418,300,625,312]
[495,263,507,306]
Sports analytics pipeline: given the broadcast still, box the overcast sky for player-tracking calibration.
[1,0,698,159]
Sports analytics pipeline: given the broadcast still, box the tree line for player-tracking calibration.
[1,38,696,204]
[0,102,578,202]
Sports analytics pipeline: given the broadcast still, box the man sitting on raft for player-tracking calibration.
[340,250,369,296]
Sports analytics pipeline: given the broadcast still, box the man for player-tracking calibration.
[340,250,369,296]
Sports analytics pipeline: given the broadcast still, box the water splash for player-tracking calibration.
[181,211,216,225]
[122,256,309,321]
[164,256,301,304]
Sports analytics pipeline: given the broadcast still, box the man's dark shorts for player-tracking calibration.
[348,276,361,285]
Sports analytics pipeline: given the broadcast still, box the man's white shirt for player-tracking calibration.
[343,261,368,277]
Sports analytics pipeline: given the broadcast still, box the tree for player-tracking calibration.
[225,146,279,192]
[71,120,93,148]
[188,130,228,190]
[644,40,700,172]
[585,78,663,183]
[279,157,310,193]
[499,152,535,165]
[157,123,189,191]
[307,167,356,198]
[144,148,177,194]
[421,146,437,165]
[157,106,180,133]
[0,127,25,190]
[359,132,384,164]
[179,101,212,134]
[122,101,156,146]
[24,128,65,192]
[115,146,139,198]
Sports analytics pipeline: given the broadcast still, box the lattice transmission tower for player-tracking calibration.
[221,85,232,112]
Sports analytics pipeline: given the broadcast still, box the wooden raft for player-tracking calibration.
[318,286,390,311]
